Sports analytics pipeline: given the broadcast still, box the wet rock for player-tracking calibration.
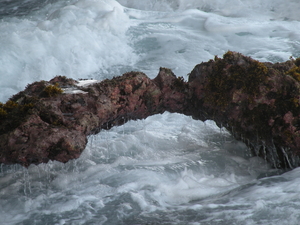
[0,69,188,166]
[188,51,300,168]
[2,52,300,168]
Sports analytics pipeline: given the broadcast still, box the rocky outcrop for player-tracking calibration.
[187,52,300,168]
[0,69,188,166]
[1,51,300,168]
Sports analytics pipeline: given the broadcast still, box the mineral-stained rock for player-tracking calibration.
[2,51,300,168]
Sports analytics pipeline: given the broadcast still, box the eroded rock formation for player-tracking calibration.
[0,69,188,166]
[1,51,300,168]
[188,52,300,168]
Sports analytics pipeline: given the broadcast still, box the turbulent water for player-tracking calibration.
[1,0,300,224]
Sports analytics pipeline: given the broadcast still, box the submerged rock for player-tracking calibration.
[1,52,300,168]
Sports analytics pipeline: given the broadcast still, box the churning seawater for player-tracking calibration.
[1,0,300,224]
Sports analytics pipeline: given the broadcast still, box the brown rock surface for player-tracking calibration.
[188,51,300,168]
[2,52,300,168]
[0,68,188,166]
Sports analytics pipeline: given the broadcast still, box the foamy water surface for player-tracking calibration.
[1,0,300,224]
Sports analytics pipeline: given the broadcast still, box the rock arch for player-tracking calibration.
[1,52,300,168]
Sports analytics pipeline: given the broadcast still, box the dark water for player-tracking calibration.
[0,0,58,18]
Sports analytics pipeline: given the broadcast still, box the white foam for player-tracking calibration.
[118,0,300,21]
[156,169,242,205]
[0,0,136,102]
[77,79,99,87]
[2,0,300,224]
[121,0,300,80]
[63,88,87,94]
[2,0,300,102]
[61,79,100,94]
[0,112,285,224]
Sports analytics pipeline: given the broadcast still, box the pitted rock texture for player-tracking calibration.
[1,52,300,168]
[0,68,188,166]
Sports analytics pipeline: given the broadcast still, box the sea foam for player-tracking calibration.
[0,0,136,102]
[1,0,300,224]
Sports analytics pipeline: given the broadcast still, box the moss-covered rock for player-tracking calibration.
[0,100,35,135]
[42,83,63,97]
